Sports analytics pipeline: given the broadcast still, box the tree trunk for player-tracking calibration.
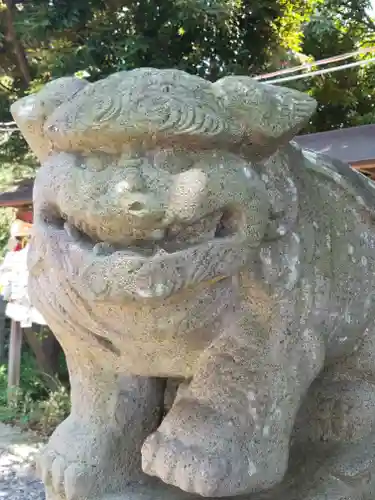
[4,0,31,86]
[0,298,6,363]
[7,320,22,405]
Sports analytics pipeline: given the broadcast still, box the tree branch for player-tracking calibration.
[363,13,375,32]
[0,80,12,92]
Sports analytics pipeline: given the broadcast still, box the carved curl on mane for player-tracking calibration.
[42,69,317,158]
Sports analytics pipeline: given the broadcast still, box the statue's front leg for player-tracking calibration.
[37,348,165,500]
[142,310,325,498]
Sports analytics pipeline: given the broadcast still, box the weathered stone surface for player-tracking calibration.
[10,68,375,500]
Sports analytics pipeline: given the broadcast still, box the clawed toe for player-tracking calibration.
[36,451,55,485]
[64,462,97,500]
[51,456,65,494]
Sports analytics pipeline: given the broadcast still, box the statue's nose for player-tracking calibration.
[115,169,165,221]
[119,169,147,193]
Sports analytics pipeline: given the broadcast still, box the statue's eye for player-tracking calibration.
[76,157,87,170]
[80,153,110,171]
[154,149,193,174]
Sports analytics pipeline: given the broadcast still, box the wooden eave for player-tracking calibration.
[0,178,34,208]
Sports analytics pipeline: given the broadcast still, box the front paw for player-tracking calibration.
[36,416,127,500]
[36,435,98,500]
[141,398,287,497]
[37,448,96,500]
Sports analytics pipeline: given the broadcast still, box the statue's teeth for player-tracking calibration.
[155,247,168,256]
[150,229,165,241]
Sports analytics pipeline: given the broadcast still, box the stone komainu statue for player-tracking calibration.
[11,69,375,500]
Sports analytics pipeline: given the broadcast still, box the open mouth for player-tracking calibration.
[41,205,244,258]
[33,205,251,301]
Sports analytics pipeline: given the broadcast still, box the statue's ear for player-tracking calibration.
[11,77,88,163]
[214,76,317,158]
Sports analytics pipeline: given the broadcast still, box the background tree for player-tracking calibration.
[296,0,375,132]
[0,0,319,167]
